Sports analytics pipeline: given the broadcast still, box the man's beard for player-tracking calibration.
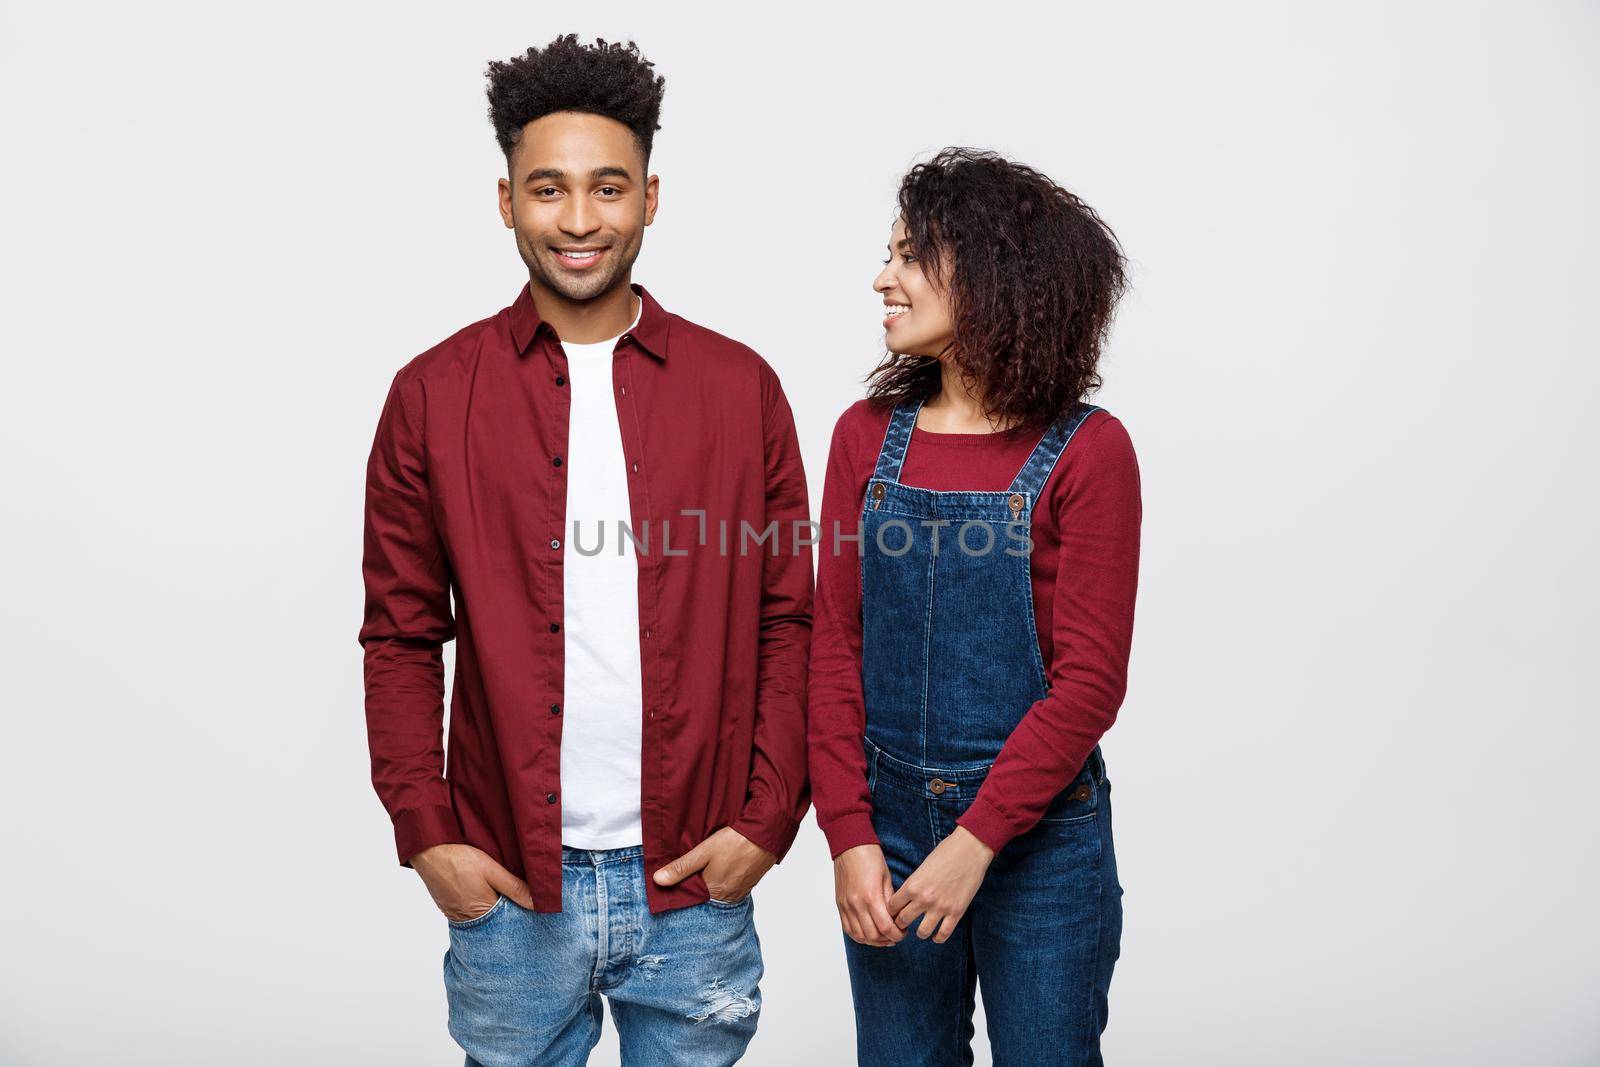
[517,229,643,302]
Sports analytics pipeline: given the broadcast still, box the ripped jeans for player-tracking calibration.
[444,845,763,1066]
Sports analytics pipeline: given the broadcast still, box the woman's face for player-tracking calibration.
[874,217,955,358]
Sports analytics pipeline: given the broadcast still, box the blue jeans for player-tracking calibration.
[844,741,1122,1066]
[443,845,762,1066]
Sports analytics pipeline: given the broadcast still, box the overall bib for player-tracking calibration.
[845,399,1123,1067]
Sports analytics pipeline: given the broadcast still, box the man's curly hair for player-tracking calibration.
[867,148,1128,433]
[485,35,665,171]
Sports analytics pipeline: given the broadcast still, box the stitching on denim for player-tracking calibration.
[870,743,995,782]
[1082,806,1107,1062]
[1015,505,1051,689]
[591,865,609,990]
[446,893,508,928]
[918,544,936,768]
[1007,404,1101,498]
[872,485,1030,501]
[956,925,974,1056]
[871,399,920,484]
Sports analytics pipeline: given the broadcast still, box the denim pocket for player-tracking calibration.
[1035,770,1098,824]
[706,893,752,910]
[446,894,508,928]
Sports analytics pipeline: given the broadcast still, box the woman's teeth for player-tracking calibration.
[885,305,910,316]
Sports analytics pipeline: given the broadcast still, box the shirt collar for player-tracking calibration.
[508,280,670,361]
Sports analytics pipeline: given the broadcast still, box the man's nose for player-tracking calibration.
[559,196,600,237]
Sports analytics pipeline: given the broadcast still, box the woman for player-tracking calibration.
[808,147,1141,1066]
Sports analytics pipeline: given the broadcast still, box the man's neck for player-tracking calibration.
[529,275,640,344]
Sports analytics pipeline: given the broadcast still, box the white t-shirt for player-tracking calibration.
[558,299,645,849]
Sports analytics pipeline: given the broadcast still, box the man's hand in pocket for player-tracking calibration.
[411,843,536,921]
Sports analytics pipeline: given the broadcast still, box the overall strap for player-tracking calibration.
[1007,403,1101,502]
[870,399,924,484]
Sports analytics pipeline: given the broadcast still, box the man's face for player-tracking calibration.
[498,111,658,301]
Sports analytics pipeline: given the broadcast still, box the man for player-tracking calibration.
[359,36,812,1066]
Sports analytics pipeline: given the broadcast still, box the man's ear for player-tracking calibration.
[497,177,514,229]
[643,173,660,226]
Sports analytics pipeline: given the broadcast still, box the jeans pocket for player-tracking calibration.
[706,893,752,910]
[446,894,508,928]
[1035,770,1098,825]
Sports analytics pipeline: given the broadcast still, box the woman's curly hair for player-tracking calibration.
[866,148,1128,432]
[485,35,665,171]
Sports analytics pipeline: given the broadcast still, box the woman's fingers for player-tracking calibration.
[868,880,905,942]
[841,903,879,946]
[869,895,904,943]
[855,903,895,946]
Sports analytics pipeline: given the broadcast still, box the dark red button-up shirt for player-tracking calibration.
[359,281,813,913]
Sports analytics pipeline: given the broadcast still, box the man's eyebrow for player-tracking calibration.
[523,165,633,185]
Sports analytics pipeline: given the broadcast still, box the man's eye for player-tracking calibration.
[598,186,620,196]
[535,187,560,197]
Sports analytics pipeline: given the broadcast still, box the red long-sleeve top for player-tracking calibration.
[807,398,1142,857]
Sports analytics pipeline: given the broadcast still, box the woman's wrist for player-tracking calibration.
[948,825,997,864]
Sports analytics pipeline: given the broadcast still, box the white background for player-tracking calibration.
[2,2,1596,1063]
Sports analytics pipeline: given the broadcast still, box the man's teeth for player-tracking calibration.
[885,305,910,316]
[560,249,601,259]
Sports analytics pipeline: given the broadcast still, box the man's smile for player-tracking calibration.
[552,245,608,270]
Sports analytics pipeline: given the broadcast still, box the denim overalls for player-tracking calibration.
[844,398,1123,1067]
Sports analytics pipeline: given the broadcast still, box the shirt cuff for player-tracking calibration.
[393,804,467,867]
[730,795,802,862]
[819,810,881,860]
[954,794,1023,855]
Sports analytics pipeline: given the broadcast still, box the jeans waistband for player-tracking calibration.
[864,736,1105,800]
[561,843,644,866]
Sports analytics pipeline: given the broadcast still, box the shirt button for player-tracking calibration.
[546,792,558,804]
[552,456,563,467]
[550,538,561,549]
[643,628,651,639]
[549,622,561,633]
[555,375,565,386]
[550,703,561,715]
[620,385,627,396]
[631,462,639,473]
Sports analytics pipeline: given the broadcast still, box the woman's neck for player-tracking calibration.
[917,363,1018,434]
